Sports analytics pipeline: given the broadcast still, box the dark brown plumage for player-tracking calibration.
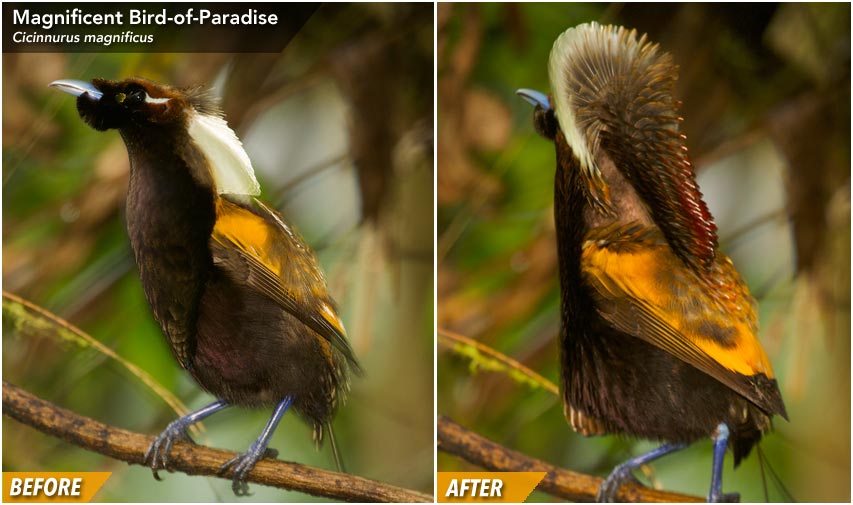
[520,22,785,501]
[52,77,360,495]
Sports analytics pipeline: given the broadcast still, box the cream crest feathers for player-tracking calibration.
[547,22,677,203]
[185,92,261,197]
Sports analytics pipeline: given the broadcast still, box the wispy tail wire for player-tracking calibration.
[757,445,795,502]
[327,422,346,473]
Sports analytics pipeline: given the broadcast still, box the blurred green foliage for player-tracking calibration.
[438,3,849,502]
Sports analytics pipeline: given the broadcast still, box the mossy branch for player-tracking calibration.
[437,327,559,395]
[3,381,432,502]
[2,291,192,423]
[437,415,703,503]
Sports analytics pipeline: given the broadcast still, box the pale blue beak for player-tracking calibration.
[516,88,550,110]
[49,79,103,101]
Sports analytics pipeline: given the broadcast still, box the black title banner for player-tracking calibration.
[3,3,319,53]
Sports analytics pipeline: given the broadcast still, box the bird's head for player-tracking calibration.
[517,88,558,141]
[49,78,202,132]
[50,77,260,197]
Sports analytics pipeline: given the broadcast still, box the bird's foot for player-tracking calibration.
[596,463,642,502]
[144,419,196,480]
[708,491,740,503]
[219,443,279,496]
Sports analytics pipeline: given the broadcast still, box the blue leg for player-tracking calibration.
[145,400,231,479]
[597,443,687,502]
[220,396,294,496]
[708,423,739,502]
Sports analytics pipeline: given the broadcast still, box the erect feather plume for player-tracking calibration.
[184,85,261,198]
[548,22,718,271]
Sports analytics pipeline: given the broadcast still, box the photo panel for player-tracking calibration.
[437,3,849,503]
[3,3,434,502]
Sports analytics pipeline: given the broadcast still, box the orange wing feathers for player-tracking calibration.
[211,197,359,371]
[580,223,780,413]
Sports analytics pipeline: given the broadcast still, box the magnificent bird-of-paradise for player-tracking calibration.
[51,77,361,495]
[518,23,786,502]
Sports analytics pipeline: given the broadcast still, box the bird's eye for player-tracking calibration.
[115,87,146,106]
[125,89,146,105]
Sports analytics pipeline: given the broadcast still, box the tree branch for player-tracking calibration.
[437,415,703,503]
[2,381,432,502]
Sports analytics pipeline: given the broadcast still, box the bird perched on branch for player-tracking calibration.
[518,23,786,502]
[50,77,361,495]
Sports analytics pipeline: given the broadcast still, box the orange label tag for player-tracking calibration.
[437,472,546,502]
[2,472,111,502]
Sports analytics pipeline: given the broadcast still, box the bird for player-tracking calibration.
[50,77,362,495]
[517,23,786,502]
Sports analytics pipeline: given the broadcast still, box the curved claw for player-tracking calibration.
[219,446,279,496]
[596,463,641,502]
[516,88,551,110]
[144,421,196,479]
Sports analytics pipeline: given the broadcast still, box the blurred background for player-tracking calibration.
[437,3,849,502]
[3,3,433,502]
